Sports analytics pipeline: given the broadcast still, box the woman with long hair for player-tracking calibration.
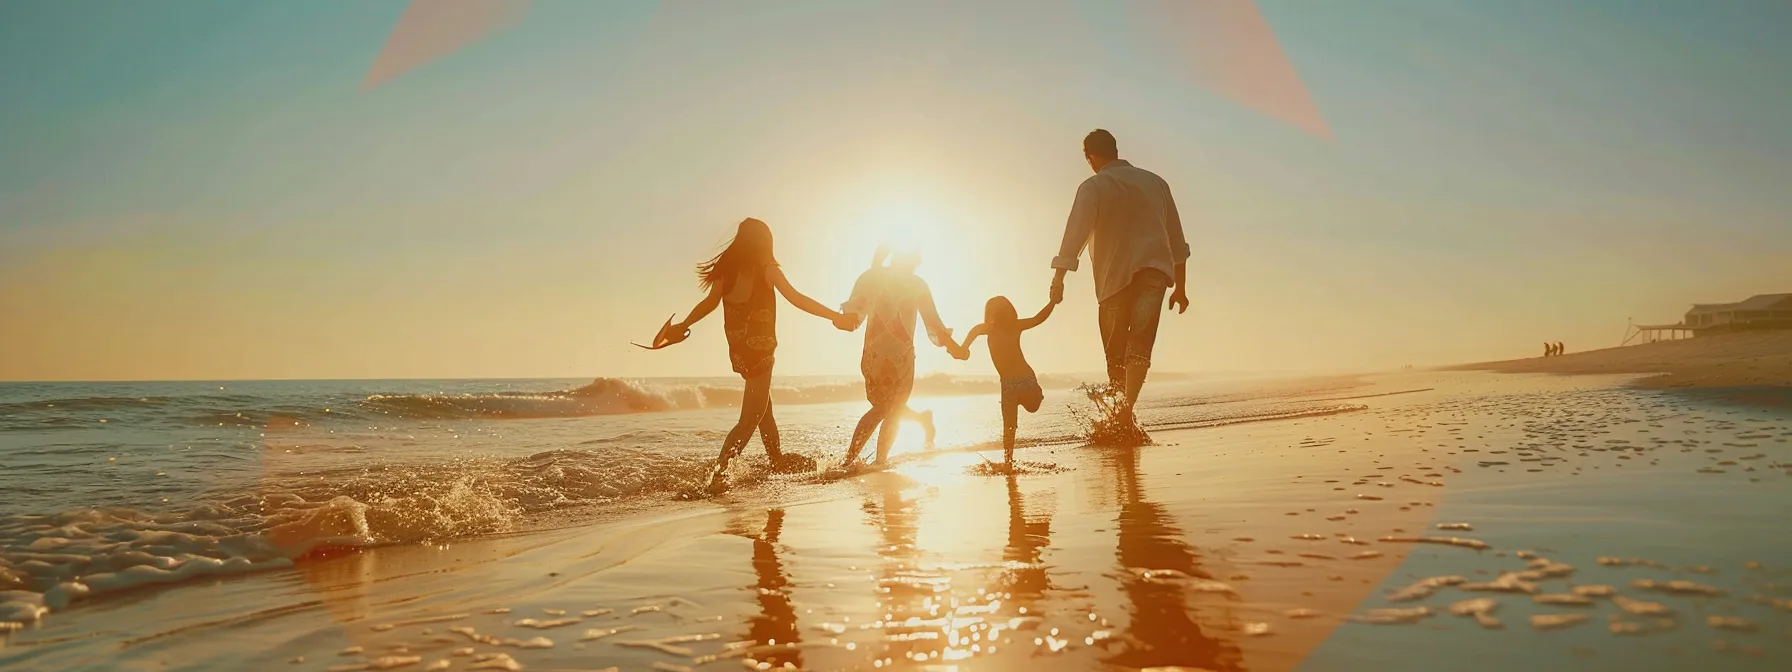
[664,218,853,492]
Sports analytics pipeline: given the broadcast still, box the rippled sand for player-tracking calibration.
[3,371,1789,671]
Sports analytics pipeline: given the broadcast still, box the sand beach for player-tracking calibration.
[1457,331,1792,392]
[4,367,1789,671]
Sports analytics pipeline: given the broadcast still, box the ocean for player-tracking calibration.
[0,373,1368,622]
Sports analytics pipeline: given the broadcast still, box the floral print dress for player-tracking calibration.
[723,265,777,378]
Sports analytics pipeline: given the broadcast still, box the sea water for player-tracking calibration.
[0,373,1364,626]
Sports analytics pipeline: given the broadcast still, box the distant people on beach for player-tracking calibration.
[1541,341,1565,358]
[838,247,955,467]
[1049,129,1190,433]
[659,218,855,492]
[949,295,1057,469]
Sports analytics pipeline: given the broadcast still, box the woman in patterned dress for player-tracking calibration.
[669,218,854,491]
[839,248,954,467]
[864,246,940,448]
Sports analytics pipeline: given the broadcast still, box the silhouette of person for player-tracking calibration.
[867,245,939,449]
[1050,129,1190,430]
[839,248,954,466]
[949,295,1057,468]
[664,218,856,491]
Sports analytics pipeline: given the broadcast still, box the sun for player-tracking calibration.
[848,196,976,305]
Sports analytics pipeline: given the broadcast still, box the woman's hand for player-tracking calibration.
[832,312,860,332]
[926,326,954,348]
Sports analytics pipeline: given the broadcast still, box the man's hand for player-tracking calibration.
[1049,273,1066,305]
[1167,288,1189,314]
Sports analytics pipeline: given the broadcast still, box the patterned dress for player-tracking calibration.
[861,307,916,407]
[844,268,941,407]
[723,265,777,378]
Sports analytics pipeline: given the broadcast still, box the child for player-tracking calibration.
[950,295,1056,469]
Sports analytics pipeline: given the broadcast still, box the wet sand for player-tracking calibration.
[1456,331,1792,391]
[4,372,1789,671]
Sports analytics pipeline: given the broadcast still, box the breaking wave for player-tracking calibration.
[360,374,1088,421]
[3,375,1091,431]
[0,442,784,628]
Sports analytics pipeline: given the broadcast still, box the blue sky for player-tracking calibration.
[2,0,1789,381]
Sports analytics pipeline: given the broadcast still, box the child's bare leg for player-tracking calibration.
[1001,399,1020,468]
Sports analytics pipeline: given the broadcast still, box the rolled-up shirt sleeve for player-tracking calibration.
[1163,182,1191,262]
[1052,178,1100,272]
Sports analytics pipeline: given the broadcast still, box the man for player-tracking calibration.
[1050,129,1190,426]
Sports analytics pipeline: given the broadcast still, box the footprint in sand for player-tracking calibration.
[1349,607,1431,625]
[1707,616,1758,632]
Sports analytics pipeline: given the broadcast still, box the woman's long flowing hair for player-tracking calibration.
[697,218,776,292]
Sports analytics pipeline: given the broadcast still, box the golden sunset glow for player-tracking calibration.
[5,4,1792,672]
[847,194,980,308]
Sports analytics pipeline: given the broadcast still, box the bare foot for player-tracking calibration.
[922,410,937,450]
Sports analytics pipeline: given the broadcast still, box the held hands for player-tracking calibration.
[832,312,862,332]
[1048,278,1065,305]
[947,342,972,361]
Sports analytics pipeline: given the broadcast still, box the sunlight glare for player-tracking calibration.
[849,193,980,327]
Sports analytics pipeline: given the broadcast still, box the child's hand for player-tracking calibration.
[832,313,860,332]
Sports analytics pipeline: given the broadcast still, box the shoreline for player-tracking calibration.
[5,371,1790,670]
[1449,331,1792,393]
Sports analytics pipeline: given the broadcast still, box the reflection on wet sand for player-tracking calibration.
[729,509,803,669]
[999,473,1052,605]
[863,474,936,663]
[1102,446,1245,670]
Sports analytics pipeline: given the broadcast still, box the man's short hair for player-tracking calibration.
[1083,129,1118,159]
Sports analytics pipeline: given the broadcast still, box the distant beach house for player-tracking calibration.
[1684,293,1792,332]
[1623,292,1792,345]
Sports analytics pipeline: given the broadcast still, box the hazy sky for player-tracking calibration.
[3,0,1790,382]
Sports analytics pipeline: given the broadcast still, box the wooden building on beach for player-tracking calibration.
[1622,293,1792,345]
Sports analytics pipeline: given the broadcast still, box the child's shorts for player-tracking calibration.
[1001,376,1044,413]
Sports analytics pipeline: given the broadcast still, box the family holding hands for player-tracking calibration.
[645,130,1191,493]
